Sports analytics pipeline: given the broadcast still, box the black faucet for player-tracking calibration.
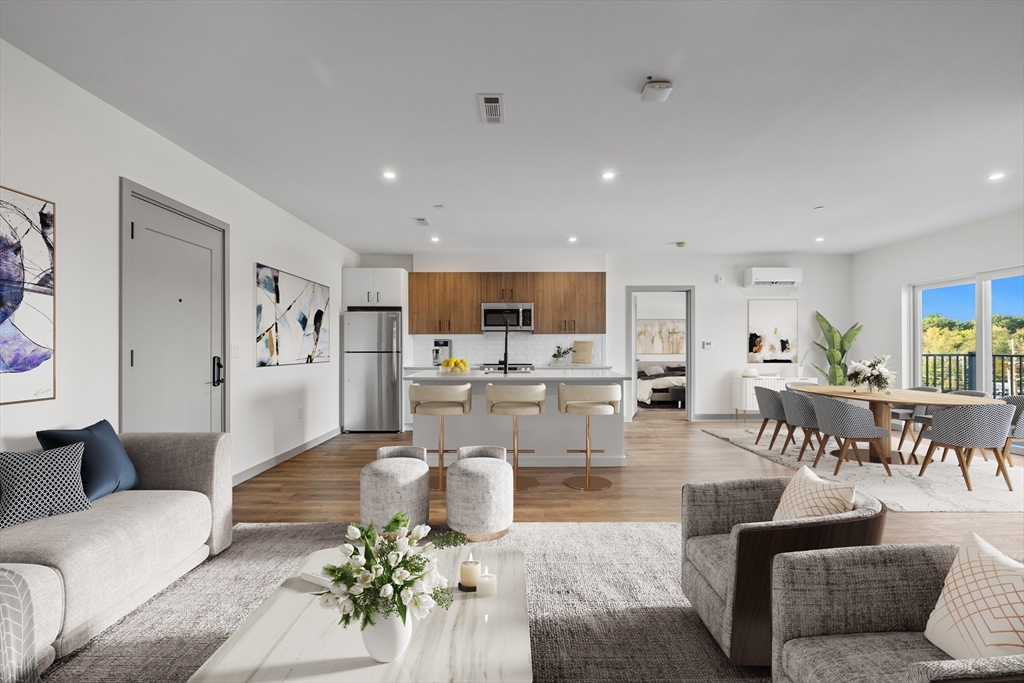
[503,320,510,375]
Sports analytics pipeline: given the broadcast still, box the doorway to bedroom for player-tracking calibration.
[627,287,694,421]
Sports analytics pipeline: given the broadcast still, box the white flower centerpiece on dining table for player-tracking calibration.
[847,355,896,394]
[314,513,462,663]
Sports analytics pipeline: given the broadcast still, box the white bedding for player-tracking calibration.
[637,376,686,404]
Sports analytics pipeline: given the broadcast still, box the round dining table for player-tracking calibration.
[788,385,1005,465]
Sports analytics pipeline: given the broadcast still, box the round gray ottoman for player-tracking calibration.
[446,446,514,541]
[360,446,430,529]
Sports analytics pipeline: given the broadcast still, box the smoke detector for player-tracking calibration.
[641,80,672,103]
[413,217,430,227]
[477,94,504,124]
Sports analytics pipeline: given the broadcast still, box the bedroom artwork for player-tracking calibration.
[1,186,56,405]
[747,299,797,363]
[255,263,330,367]
[637,319,686,355]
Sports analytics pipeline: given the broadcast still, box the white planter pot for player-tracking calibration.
[361,613,412,663]
[796,365,806,377]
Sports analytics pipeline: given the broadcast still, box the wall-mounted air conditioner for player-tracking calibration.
[742,267,803,288]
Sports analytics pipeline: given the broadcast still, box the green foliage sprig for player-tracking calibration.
[811,312,863,386]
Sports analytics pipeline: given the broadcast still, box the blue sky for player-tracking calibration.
[922,275,1024,321]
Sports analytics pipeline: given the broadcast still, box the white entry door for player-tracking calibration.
[120,180,227,432]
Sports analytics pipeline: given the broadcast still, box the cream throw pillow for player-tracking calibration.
[924,532,1024,659]
[772,465,856,521]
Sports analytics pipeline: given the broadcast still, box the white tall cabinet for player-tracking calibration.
[731,376,819,421]
[343,268,406,308]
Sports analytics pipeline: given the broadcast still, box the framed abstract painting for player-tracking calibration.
[255,263,330,366]
[0,186,56,404]
[748,299,797,363]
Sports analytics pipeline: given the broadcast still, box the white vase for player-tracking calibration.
[361,613,412,663]
[796,365,806,378]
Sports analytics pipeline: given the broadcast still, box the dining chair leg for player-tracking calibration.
[768,421,784,450]
[919,442,939,477]
[850,441,864,467]
[954,447,973,491]
[754,418,770,445]
[1004,439,1016,467]
[796,429,814,462]
[781,424,797,455]
[993,448,1014,491]
[834,439,851,476]
[941,447,949,462]
[910,426,929,457]
[812,435,829,468]
[876,442,893,477]
[979,448,989,462]
[897,420,913,450]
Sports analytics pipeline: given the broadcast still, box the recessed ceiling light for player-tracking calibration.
[568,237,577,242]
[382,171,396,179]
[430,237,439,242]
[815,237,825,242]
[601,172,616,180]
[675,241,687,248]
[813,206,825,210]
[988,172,1006,180]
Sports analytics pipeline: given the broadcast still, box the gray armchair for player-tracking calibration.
[681,477,886,667]
[772,544,1024,683]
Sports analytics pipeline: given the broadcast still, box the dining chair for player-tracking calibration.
[753,386,788,450]
[891,386,940,455]
[917,403,1015,491]
[810,395,894,476]
[909,389,990,462]
[1002,395,1024,468]
[779,390,825,461]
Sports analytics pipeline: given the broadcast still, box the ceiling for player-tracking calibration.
[1,1,1021,255]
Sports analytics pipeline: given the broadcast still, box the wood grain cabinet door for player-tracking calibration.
[572,272,606,333]
[480,272,534,303]
[408,272,446,334]
[533,272,571,333]
[445,272,482,334]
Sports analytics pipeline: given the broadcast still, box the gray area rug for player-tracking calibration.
[703,427,1024,513]
[42,522,768,683]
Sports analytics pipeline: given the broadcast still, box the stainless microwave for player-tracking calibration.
[481,303,534,332]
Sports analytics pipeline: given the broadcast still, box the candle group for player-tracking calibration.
[477,566,497,597]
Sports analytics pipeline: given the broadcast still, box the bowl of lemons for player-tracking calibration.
[440,358,471,373]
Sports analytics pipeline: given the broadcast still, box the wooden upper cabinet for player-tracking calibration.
[479,272,534,303]
[408,272,481,334]
[411,271,601,335]
[534,272,606,334]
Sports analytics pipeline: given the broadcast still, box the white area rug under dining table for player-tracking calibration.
[703,427,1024,513]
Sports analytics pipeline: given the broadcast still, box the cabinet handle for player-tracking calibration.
[571,320,576,331]
[501,289,506,300]
[448,320,451,331]
[439,320,443,331]
[376,292,380,303]
[367,291,371,303]
[510,289,514,300]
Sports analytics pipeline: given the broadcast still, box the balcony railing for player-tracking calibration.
[921,352,1024,397]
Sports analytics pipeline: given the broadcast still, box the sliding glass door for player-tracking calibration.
[915,270,1023,397]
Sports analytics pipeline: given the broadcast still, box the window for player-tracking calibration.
[914,270,1023,397]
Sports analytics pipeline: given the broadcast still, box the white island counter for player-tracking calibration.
[405,369,630,467]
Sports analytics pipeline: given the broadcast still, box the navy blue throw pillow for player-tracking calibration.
[37,420,140,501]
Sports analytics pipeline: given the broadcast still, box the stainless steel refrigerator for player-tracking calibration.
[343,310,402,432]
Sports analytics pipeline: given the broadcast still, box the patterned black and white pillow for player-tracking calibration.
[0,443,91,529]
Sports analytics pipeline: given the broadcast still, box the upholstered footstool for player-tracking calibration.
[360,446,430,528]
[446,446,514,541]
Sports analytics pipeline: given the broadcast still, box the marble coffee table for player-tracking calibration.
[189,546,532,682]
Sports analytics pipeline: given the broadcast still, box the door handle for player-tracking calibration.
[367,291,371,303]
[212,356,225,387]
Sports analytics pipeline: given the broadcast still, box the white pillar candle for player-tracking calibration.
[477,566,497,597]
[460,553,481,588]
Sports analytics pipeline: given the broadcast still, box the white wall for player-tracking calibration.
[359,254,414,270]
[852,210,1024,387]
[0,40,361,481]
[413,252,607,272]
[608,254,853,417]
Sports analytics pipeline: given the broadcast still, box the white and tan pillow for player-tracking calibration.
[924,532,1024,659]
[772,465,856,521]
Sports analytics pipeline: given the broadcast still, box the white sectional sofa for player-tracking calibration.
[0,432,232,677]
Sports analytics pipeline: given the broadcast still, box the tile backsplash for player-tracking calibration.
[412,334,605,366]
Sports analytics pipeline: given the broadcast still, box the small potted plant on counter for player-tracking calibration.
[551,345,573,366]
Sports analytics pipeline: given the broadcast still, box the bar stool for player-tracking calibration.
[558,383,621,491]
[408,383,472,491]
[485,383,546,490]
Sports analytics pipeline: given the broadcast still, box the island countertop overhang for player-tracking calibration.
[404,369,629,382]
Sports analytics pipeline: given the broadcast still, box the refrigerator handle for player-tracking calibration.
[392,319,398,385]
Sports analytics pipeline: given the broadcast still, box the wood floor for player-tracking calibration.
[234,409,1024,556]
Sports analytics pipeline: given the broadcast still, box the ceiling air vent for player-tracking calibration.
[477,94,504,124]
[413,217,430,227]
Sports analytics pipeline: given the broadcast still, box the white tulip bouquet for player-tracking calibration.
[847,355,896,393]
[315,513,457,629]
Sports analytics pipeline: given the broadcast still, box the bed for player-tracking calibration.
[636,362,686,406]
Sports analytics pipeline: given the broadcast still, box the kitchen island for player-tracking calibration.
[404,369,630,467]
